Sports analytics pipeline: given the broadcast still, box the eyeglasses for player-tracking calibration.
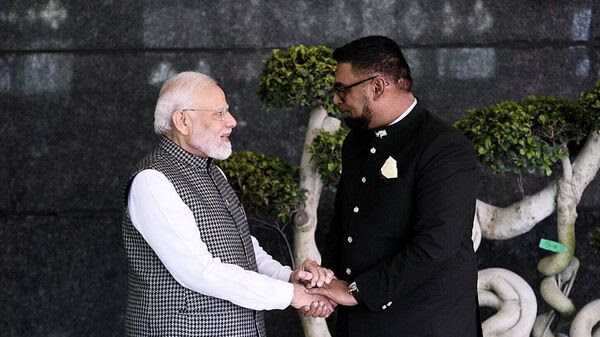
[180,106,231,121]
[330,76,377,99]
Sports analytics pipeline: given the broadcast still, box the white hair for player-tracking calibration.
[153,71,217,135]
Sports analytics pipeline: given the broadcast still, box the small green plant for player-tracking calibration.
[219,151,304,223]
[257,44,340,116]
[309,128,348,189]
[455,94,593,176]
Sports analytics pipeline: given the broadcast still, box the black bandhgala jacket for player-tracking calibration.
[326,102,483,337]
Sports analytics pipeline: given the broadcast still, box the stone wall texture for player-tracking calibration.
[2,1,599,336]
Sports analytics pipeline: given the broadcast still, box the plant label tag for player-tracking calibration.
[539,238,571,253]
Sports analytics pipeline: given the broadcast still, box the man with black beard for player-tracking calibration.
[309,36,483,336]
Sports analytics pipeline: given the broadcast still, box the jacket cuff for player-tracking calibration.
[355,273,395,312]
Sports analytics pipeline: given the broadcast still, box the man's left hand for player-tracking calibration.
[307,279,358,306]
[299,297,337,318]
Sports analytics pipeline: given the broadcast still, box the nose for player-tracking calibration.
[225,110,237,128]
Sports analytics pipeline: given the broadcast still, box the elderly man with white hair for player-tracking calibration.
[122,71,334,337]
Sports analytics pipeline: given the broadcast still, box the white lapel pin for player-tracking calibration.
[375,130,387,139]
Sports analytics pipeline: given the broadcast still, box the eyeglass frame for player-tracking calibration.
[330,76,377,99]
[179,106,231,121]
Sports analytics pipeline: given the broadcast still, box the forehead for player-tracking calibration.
[335,62,359,83]
[190,83,227,107]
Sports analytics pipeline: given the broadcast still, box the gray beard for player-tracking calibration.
[203,141,232,160]
[191,130,233,160]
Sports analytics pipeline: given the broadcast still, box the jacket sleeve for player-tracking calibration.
[354,131,479,312]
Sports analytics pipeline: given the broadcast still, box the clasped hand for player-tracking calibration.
[289,259,356,318]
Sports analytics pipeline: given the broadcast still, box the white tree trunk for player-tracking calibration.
[537,157,578,276]
[293,106,341,337]
[476,129,600,240]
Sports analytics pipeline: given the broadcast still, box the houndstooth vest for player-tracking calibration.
[122,136,266,337]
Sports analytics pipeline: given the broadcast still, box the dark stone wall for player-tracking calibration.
[1,1,599,336]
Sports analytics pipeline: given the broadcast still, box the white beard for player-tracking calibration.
[191,128,233,160]
[204,139,232,160]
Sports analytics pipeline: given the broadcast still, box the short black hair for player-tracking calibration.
[333,35,412,90]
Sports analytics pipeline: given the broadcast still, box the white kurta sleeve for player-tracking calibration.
[251,236,293,282]
[127,169,293,310]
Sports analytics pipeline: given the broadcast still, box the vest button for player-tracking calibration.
[345,268,352,275]
[370,147,376,154]
[347,236,353,243]
[361,177,366,183]
[353,206,359,213]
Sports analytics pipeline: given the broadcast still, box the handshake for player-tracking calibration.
[288,259,358,318]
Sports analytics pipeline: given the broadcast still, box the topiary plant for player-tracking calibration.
[454,96,586,176]
[218,151,304,224]
[257,44,340,116]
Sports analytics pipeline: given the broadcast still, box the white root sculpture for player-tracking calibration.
[477,268,537,337]
[293,106,340,337]
[533,258,581,337]
[532,311,557,337]
[570,299,600,337]
[539,258,579,318]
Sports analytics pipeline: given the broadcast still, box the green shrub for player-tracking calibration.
[576,81,600,133]
[218,151,304,223]
[309,128,348,189]
[257,44,340,116]
[455,95,589,175]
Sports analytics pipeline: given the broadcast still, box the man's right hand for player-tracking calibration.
[290,283,335,318]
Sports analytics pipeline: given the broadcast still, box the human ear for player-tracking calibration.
[171,110,190,136]
[372,77,386,99]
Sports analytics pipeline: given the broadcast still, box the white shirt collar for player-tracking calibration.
[389,98,417,126]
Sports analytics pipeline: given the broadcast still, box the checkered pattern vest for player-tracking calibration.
[122,136,266,337]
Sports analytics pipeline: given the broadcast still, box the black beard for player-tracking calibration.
[343,116,370,130]
[343,99,373,130]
